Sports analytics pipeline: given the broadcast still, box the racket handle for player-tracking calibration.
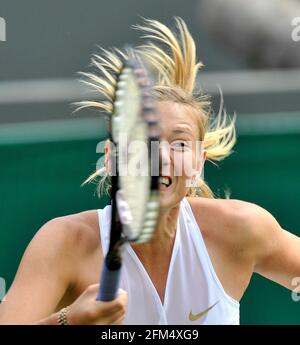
[97,262,121,301]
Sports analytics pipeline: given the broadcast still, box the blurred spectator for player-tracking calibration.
[198,0,300,68]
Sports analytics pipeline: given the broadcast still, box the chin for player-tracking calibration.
[159,188,186,211]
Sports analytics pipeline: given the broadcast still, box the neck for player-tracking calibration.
[131,201,181,261]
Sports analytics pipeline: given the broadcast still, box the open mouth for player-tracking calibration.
[159,176,172,189]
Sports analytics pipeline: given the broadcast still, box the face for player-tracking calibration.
[158,101,206,210]
[104,101,206,211]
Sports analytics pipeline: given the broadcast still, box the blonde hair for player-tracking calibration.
[77,17,236,198]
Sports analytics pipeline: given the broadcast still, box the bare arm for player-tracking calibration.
[245,204,300,290]
[33,284,127,325]
[0,215,127,325]
[0,217,78,324]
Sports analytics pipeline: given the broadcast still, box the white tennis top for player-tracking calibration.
[97,197,240,325]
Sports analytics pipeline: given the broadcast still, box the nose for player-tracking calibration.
[159,141,171,176]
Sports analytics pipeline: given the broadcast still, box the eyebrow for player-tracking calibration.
[172,128,194,136]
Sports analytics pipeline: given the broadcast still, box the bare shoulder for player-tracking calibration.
[0,210,102,323]
[186,196,279,254]
[187,196,256,226]
[35,209,101,257]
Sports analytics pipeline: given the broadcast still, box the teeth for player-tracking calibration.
[159,177,171,187]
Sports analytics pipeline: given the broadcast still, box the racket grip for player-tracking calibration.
[97,262,121,301]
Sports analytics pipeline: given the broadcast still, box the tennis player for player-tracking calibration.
[0,18,299,325]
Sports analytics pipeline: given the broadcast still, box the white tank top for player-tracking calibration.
[97,197,240,325]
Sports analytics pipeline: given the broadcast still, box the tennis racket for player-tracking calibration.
[96,56,160,302]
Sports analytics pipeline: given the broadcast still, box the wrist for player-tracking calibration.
[57,306,71,325]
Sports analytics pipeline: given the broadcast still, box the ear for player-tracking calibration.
[202,149,207,167]
[104,140,111,170]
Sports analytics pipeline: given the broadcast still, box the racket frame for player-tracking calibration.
[97,56,160,301]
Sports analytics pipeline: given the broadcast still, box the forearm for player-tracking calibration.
[35,305,71,325]
[0,311,60,325]
[33,312,60,325]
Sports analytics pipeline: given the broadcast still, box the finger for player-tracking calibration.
[106,309,126,325]
[117,288,128,298]
[94,289,127,314]
[91,297,127,319]
[117,289,128,304]
[95,308,126,325]
[110,314,126,325]
[86,284,100,294]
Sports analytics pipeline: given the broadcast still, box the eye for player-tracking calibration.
[171,141,191,151]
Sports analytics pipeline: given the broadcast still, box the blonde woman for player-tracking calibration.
[0,18,299,325]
